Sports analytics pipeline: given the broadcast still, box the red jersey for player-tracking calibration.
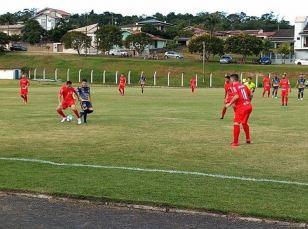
[20,78,29,90]
[59,86,76,101]
[263,77,270,88]
[280,79,290,91]
[224,82,234,99]
[119,76,126,86]
[232,83,252,109]
[190,78,196,87]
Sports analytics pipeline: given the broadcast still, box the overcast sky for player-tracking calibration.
[0,0,307,25]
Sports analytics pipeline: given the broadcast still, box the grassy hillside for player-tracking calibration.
[1,52,308,87]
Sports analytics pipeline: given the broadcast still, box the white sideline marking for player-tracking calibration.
[1,157,308,187]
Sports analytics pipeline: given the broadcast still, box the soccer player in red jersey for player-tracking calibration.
[20,74,30,103]
[225,74,253,146]
[56,81,82,124]
[119,73,126,96]
[190,76,196,93]
[262,75,271,97]
[280,73,291,106]
[220,75,234,119]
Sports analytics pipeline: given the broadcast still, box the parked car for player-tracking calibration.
[164,51,184,59]
[294,59,308,65]
[10,45,28,51]
[259,56,271,65]
[109,49,128,56]
[220,55,233,64]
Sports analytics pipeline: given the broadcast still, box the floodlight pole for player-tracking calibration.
[202,41,205,83]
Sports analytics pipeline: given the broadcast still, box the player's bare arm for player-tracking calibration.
[58,94,62,105]
[74,91,82,102]
[225,94,239,108]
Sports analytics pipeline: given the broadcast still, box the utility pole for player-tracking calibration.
[85,13,88,57]
[202,41,205,83]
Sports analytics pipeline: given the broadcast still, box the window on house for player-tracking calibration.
[297,37,300,40]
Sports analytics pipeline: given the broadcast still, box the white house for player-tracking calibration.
[294,16,308,59]
[32,8,70,31]
[53,24,100,54]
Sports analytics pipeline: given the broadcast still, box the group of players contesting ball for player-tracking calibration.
[19,72,305,146]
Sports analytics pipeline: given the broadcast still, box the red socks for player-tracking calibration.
[233,125,240,144]
[57,110,66,118]
[268,91,270,97]
[221,108,227,118]
[192,87,195,93]
[286,97,288,105]
[73,109,80,118]
[282,96,284,105]
[242,123,250,140]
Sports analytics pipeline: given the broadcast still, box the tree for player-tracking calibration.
[0,32,10,51]
[124,33,153,56]
[60,31,92,55]
[10,34,21,42]
[204,13,221,35]
[166,40,179,50]
[49,20,75,42]
[141,24,160,36]
[225,34,263,61]
[22,20,45,44]
[274,42,293,64]
[162,27,179,39]
[262,39,274,56]
[188,34,224,61]
[95,25,122,51]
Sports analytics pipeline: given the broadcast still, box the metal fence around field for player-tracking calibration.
[26,68,299,88]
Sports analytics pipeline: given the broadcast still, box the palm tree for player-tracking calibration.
[205,13,221,36]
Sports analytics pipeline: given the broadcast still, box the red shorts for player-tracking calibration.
[119,85,125,89]
[20,89,28,95]
[281,90,288,96]
[62,100,75,109]
[234,105,252,124]
[264,87,270,91]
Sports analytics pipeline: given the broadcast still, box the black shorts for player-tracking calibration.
[273,86,279,90]
[298,88,305,92]
[140,84,145,87]
[81,101,92,110]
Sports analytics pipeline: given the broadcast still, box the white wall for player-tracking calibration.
[0,69,20,79]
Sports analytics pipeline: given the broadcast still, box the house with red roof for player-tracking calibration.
[31,7,70,30]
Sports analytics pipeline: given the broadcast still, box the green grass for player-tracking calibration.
[1,52,308,87]
[0,80,308,222]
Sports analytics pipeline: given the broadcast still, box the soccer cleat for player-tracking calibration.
[246,139,251,144]
[61,117,67,123]
[301,98,303,100]
[286,104,288,106]
[78,118,82,125]
[220,117,224,119]
[230,142,239,147]
[282,104,284,106]
[275,97,277,99]
[79,112,83,119]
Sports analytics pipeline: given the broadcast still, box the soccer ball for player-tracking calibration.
[66,115,74,122]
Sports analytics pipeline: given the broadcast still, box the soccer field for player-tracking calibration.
[1,81,308,222]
